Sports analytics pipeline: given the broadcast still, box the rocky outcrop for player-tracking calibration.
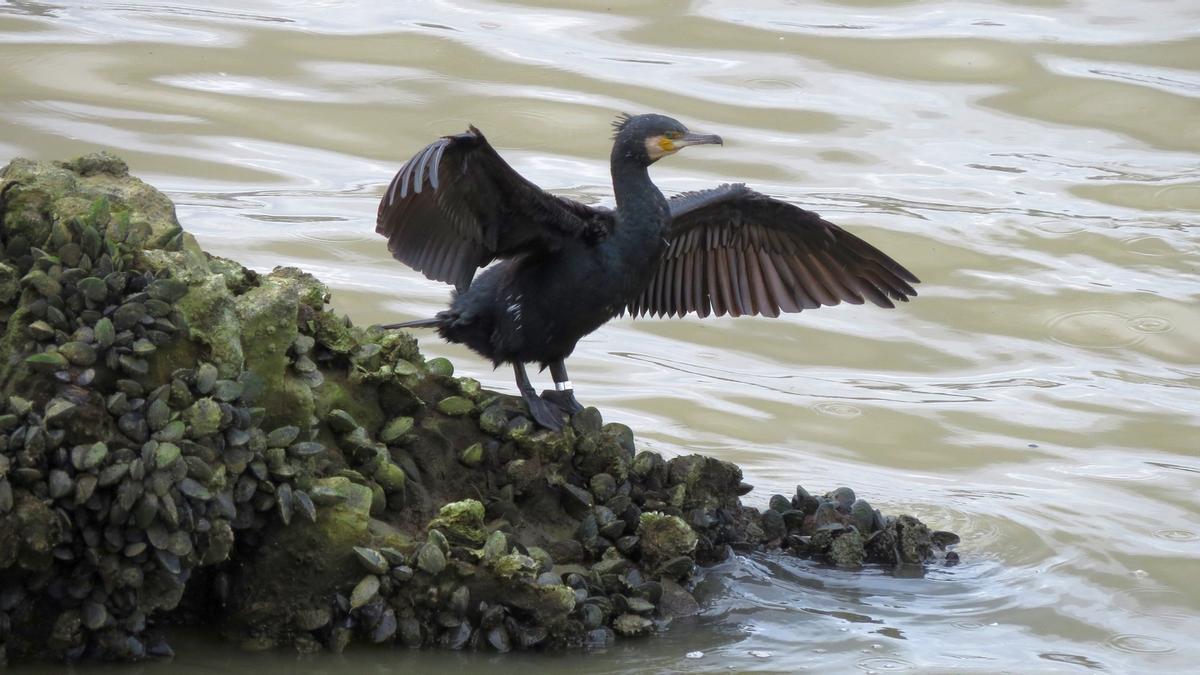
[0,154,958,665]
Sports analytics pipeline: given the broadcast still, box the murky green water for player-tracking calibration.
[3,0,1198,672]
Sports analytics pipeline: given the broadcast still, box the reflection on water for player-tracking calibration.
[2,0,1198,672]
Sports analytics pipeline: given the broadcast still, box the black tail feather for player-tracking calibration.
[379,317,443,329]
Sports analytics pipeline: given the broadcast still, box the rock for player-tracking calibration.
[0,153,960,665]
[226,477,372,633]
[658,556,694,579]
[353,546,388,575]
[289,441,325,458]
[602,422,635,456]
[43,399,78,426]
[185,398,223,437]
[73,442,108,471]
[589,472,617,503]
[560,483,594,517]
[425,357,454,377]
[615,534,640,556]
[504,415,533,442]
[578,603,604,630]
[631,450,666,483]
[850,499,877,533]
[48,470,72,500]
[612,613,653,637]
[932,530,961,549]
[426,499,486,546]
[828,486,856,512]
[24,351,68,370]
[398,617,423,647]
[626,597,655,614]
[459,442,483,468]
[545,538,583,564]
[373,461,407,494]
[657,578,700,618]
[491,554,539,581]
[829,530,865,567]
[527,546,553,573]
[792,485,820,515]
[455,377,481,399]
[638,512,698,570]
[761,509,786,541]
[585,627,615,648]
[0,478,14,509]
[266,425,300,448]
[154,442,182,470]
[416,543,447,575]
[665,454,743,512]
[570,407,603,434]
[350,575,380,609]
[486,625,511,652]
[499,583,575,627]
[234,275,312,430]
[814,501,843,529]
[781,509,807,532]
[518,428,574,463]
[81,602,108,631]
[574,429,629,482]
[436,396,474,416]
[592,554,631,577]
[293,607,332,632]
[480,530,508,562]
[896,515,934,563]
[326,409,358,433]
[478,405,508,436]
[427,528,450,553]
[379,416,413,444]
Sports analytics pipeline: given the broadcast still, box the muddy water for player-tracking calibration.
[2,0,1198,672]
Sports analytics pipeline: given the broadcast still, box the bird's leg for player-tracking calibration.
[513,361,564,431]
[541,360,585,415]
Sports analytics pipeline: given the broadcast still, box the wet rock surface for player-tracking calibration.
[0,154,959,665]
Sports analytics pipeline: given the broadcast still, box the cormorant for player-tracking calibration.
[376,113,919,430]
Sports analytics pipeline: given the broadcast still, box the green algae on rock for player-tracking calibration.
[426,498,486,546]
[0,154,959,665]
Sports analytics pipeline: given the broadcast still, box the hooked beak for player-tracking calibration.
[676,131,723,148]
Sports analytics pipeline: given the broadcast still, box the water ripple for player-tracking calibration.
[2,0,1199,673]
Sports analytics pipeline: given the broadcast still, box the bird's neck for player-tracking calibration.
[611,159,668,231]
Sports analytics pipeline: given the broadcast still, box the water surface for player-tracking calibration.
[2,0,1198,672]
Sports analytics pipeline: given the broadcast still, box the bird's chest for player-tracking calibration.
[607,225,668,295]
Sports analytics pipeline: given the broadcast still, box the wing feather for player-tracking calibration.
[759,250,800,313]
[377,126,612,290]
[626,184,919,318]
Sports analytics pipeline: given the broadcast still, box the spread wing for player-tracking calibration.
[376,126,611,290]
[628,184,920,318]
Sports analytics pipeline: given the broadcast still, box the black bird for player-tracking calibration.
[376,113,919,430]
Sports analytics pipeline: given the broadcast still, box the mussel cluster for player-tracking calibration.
[271,398,774,653]
[0,199,326,662]
[761,485,961,568]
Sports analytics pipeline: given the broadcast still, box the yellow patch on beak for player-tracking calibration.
[645,135,677,160]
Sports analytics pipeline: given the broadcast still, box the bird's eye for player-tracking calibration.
[665,131,681,140]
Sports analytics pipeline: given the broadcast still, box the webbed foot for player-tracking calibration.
[541,389,585,415]
[522,391,565,431]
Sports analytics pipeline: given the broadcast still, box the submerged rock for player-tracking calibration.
[0,153,959,664]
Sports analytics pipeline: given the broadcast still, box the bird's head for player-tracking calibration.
[611,113,722,165]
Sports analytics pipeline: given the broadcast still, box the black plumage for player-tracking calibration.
[376,113,919,430]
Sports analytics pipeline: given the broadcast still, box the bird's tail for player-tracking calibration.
[379,316,443,329]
